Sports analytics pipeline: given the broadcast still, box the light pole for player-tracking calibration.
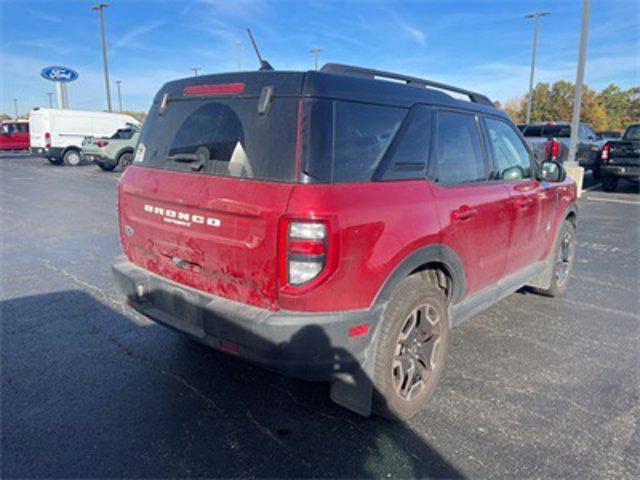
[310,47,323,70]
[236,42,242,71]
[13,98,18,119]
[92,3,112,112]
[566,0,590,196]
[190,67,201,76]
[524,12,550,124]
[47,92,53,108]
[115,80,123,112]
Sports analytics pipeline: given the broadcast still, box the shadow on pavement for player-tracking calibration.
[1,290,465,479]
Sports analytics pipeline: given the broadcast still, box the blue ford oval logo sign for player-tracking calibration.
[41,66,79,82]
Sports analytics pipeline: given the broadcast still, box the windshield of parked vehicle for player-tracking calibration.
[1,124,16,134]
[623,125,640,140]
[137,97,298,182]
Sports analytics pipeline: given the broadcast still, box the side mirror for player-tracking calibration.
[540,160,565,182]
[502,165,524,180]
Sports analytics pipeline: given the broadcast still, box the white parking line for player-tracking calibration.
[586,196,640,205]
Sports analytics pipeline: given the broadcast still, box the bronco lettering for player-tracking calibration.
[143,204,221,227]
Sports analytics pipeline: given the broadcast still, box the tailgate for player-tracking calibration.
[609,141,640,166]
[119,167,293,310]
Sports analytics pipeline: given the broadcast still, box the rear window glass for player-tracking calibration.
[624,125,640,140]
[301,100,406,183]
[137,97,298,182]
[523,125,571,137]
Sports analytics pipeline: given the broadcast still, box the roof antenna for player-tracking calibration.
[246,28,274,71]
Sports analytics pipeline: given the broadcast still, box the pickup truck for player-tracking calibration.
[521,122,604,176]
[598,123,640,191]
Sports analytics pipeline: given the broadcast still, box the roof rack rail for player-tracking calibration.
[320,63,494,107]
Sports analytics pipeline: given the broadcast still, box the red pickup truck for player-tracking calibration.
[0,121,30,151]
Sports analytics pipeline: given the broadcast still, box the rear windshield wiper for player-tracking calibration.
[167,153,205,171]
[167,153,201,162]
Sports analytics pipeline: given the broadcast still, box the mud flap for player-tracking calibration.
[329,307,384,417]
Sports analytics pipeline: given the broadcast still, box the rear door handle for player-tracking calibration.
[451,207,478,221]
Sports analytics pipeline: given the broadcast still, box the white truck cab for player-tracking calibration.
[29,108,140,165]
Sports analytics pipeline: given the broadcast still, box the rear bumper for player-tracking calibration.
[82,152,108,163]
[601,164,640,180]
[112,257,381,381]
[30,146,63,159]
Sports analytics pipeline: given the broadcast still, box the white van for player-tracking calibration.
[29,108,141,165]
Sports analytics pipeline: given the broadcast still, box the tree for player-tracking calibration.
[515,80,639,131]
[0,113,11,121]
[503,97,524,123]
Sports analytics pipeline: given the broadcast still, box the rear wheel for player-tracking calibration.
[63,149,81,166]
[117,151,133,171]
[602,175,618,192]
[373,275,450,421]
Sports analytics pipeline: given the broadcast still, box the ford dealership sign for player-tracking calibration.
[41,66,79,82]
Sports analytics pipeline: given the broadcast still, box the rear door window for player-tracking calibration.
[376,105,432,181]
[430,111,487,184]
[138,97,298,182]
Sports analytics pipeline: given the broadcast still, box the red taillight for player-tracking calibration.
[95,140,109,148]
[545,138,559,160]
[183,83,245,97]
[44,132,51,149]
[279,220,328,287]
[601,144,610,162]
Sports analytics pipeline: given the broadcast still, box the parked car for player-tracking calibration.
[521,122,604,176]
[82,124,140,171]
[112,65,577,421]
[29,108,140,166]
[598,123,640,191]
[0,120,30,151]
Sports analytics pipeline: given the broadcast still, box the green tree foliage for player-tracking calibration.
[0,113,12,121]
[505,81,638,132]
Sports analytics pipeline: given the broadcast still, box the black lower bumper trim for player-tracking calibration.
[112,257,381,381]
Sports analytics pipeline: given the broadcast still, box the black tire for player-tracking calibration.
[601,175,618,192]
[117,151,134,171]
[373,275,450,421]
[534,220,576,298]
[97,160,117,171]
[63,149,82,166]
[47,157,63,165]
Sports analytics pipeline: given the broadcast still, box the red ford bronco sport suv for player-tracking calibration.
[113,64,577,420]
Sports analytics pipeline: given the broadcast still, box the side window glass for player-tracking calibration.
[431,111,486,184]
[485,117,531,181]
[378,105,432,181]
[332,101,405,182]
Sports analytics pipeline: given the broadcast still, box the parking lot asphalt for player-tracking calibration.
[1,153,638,479]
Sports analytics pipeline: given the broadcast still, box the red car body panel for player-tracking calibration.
[118,167,294,311]
[119,164,576,314]
[0,121,30,150]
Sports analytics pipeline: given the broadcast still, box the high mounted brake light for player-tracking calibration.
[183,83,245,97]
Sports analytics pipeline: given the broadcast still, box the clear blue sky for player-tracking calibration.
[1,0,638,115]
